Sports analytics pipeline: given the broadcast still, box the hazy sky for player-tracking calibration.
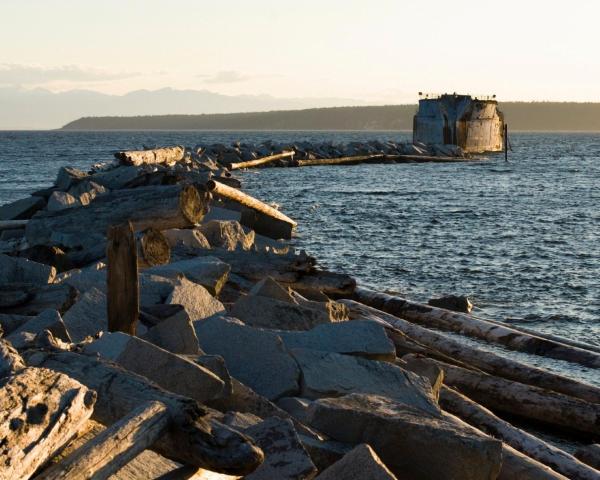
[1,0,598,103]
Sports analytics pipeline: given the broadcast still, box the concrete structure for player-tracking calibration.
[413,94,505,153]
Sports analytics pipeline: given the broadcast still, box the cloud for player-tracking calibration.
[0,64,139,85]
[197,70,251,84]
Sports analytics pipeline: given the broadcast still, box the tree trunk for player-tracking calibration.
[0,367,96,480]
[115,146,185,167]
[37,401,170,480]
[107,222,139,335]
[228,151,295,170]
[418,356,600,435]
[24,350,264,476]
[440,386,600,480]
[340,299,600,404]
[353,287,600,369]
[296,154,385,167]
[206,180,296,239]
[136,228,171,269]
[26,185,208,249]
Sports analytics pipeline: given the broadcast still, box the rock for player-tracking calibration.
[276,320,396,360]
[67,180,107,205]
[0,339,26,378]
[222,411,262,430]
[290,291,350,322]
[401,354,445,401]
[0,314,31,335]
[308,394,502,480]
[243,417,317,480]
[55,166,88,190]
[231,295,340,331]
[17,245,72,273]
[186,353,233,398]
[428,295,474,313]
[575,444,600,469]
[141,308,199,354]
[0,228,25,241]
[198,220,255,251]
[55,262,107,293]
[89,165,141,190]
[250,276,297,304]
[290,349,440,415]
[0,254,56,284]
[203,205,243,223]
[47,191,80,211]
[195,316,300,400]
[146,256,230,295]
[166,276,225,320]
[162,228,211,249]
[0,196,45,220]
[0,283,76,316]
[62,287,107,342]
[277,397,313,424]
[83,331,226,404]
[299,434,353,473]
[6,309,71,348]
[315,444,398,480]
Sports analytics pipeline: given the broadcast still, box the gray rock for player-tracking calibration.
[162,228,211,249]
[56,166,88,190]
[222,411,262,430]
[244,417,317,480]
[308,394,502,480]
[194,316,300,400]
[315,444,397,480]
[299,434,352,473]
[0,228,25,241]
[0,314,32,336]
[290,349,439,416]
[62,287,107,342]
[83,331,225,404]
[146,256,230,296]
[47,191,80,211]
[401,354,444,401]
[202,205,243,223]
[198,220,255,251]
[0,254,56,284]
[166,276,225,320]
[277,397,313,424]
[250,276,297,304]
[67,180,107,205]
[55,262,107,294]
[231,295,340,331]
[276,320,395,360]
[141,309,199,354]
[89,165,141,190]
[6,309,71,348]
[0,196,45,220]
[428,295,474,313]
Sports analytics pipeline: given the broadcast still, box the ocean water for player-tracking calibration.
[1,130,599,387]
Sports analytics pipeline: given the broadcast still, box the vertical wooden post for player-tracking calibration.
[504,123,509,162]
[107,221,139,334]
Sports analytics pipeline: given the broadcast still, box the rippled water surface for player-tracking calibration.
[1,131,599,355]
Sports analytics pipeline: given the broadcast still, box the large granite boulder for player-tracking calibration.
[315,444,397,480]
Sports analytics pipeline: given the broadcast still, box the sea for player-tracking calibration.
[1,130,599,394]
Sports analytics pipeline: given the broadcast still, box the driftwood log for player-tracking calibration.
[206,180,296,239]
[26,185,208,249]
[419,356,600,435]
[0,339,25,377]
[37,401,170,480]
[136,228,170,269]
[107,222,139,335]
[296,154,385,167]
[441,386,600,480]
[228,150,295,170]
[354,287,600,369]
[0,367,96,480]
[115,146,185,167]
[25,350,264,475]
[0,219,28,231]
[341,299,600,403]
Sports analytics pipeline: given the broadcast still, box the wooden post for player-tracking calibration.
[107,222,139,334]
[504,123,509,161]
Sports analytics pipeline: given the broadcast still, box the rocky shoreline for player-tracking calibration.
[0,143,598,479]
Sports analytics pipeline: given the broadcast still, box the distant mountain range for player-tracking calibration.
[0,87,368,130]
[62,102,600,132]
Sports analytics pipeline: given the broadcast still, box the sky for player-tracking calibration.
[0,0,599,103]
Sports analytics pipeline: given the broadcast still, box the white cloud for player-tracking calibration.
[0,64,139,85]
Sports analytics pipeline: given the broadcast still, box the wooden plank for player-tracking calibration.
[107,222,139,334]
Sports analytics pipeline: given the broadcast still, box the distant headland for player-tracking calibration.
[62,102,600,132]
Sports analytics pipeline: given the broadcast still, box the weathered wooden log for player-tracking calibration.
[107,222,139,335]
[386,154,469,163]
[136,228,170,269]
[354,287,600,369]
[115,146,185,167]
[0,339,25,378]
[296,154,385,167]
[408,355,600,435]
[26,185,208,249]
[341,299,600,403]
[228,150,295,170]
[25,351,264,475]
[37,401,170,480]
[0,367,96,480]
[0,219,28,231]
[206,180,296,239]
[576,444,600,470]
[440,386,600,480]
